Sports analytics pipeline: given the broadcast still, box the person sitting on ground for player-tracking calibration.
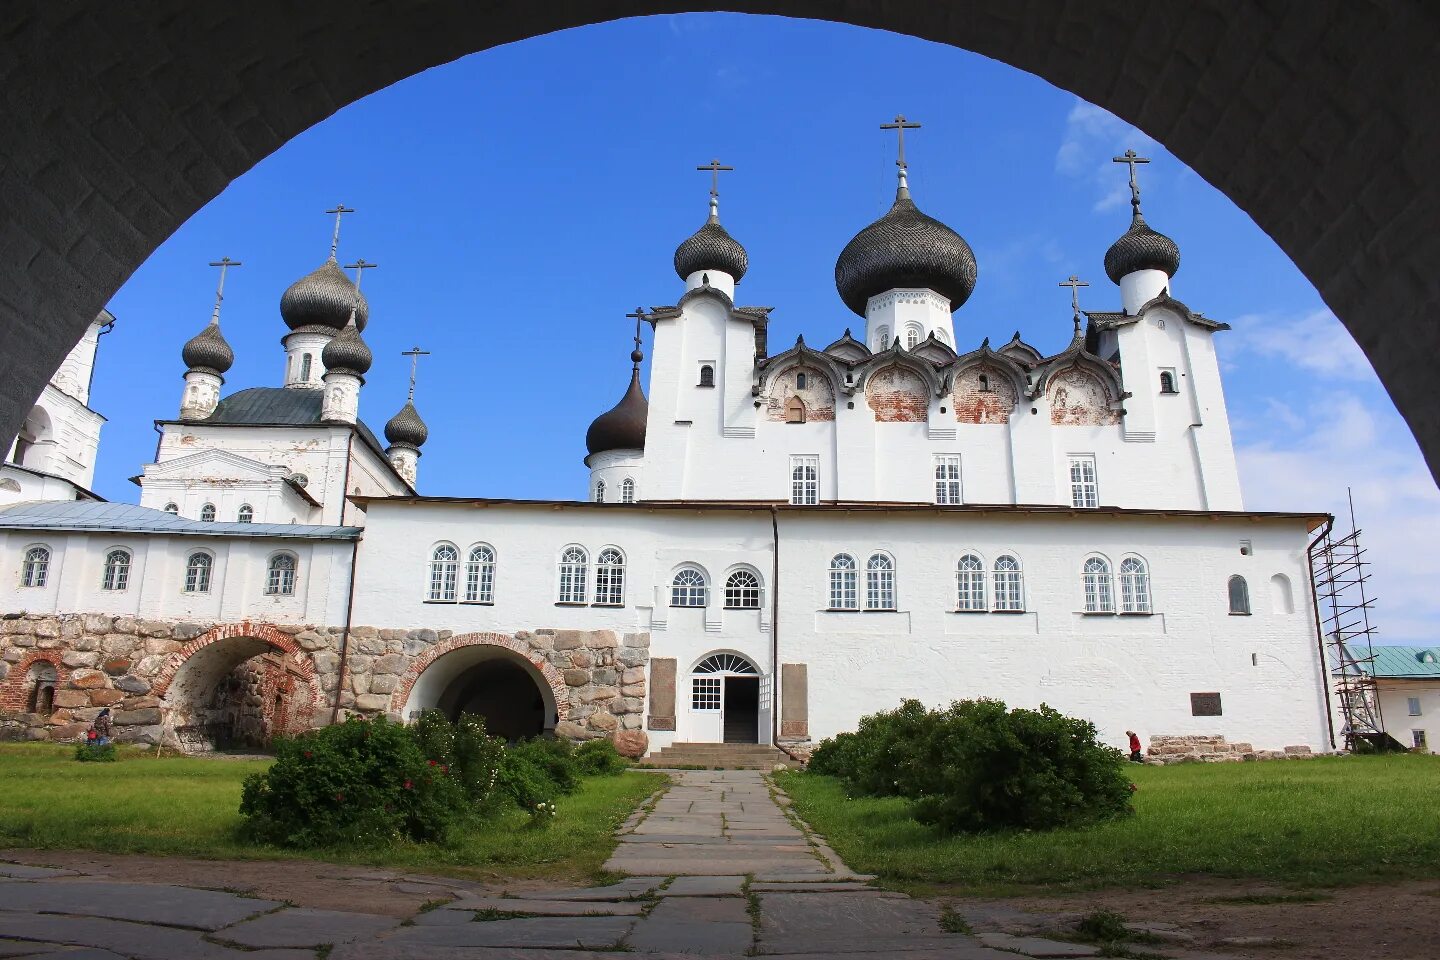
[91,708,113,747]
[1126,729,1143,763]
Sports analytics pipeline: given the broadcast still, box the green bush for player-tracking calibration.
[411,710,505,809]
[497,737,581,808]
[808,698,1134,833]
[574,738,629,776]
[239,715,469,848]
[74,742,117,762]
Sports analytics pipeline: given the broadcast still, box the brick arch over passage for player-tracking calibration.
[152,621,320,733]
[0,652,67,712]
[6,5,1440,481]
[392,633,569,723]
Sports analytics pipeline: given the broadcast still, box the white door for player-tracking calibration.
[689,675,723,742]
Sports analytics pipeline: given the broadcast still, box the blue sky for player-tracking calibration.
[95,14,1438,643]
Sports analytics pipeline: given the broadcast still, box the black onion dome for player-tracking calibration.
[384,400,428,448]
[835,189,978,317]
[321,320,372,375]
[674,214,749,282]
[1104,211,1180,284]
[280,260,369,332]
[585,369,648,456]
[181,321,234,374]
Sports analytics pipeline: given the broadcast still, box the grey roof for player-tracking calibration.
[181,320,234,374]
[193,386,388,454]
[0,500,360,539]
[674,213,749,282]
[835,185,977,317]
[280,259,369,332]
[1104,211,1180,284]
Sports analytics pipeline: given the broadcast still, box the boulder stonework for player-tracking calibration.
[0,614,649,750]
[1145,734,1319,764]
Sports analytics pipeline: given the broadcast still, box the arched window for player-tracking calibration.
[620,478,636,503]
[1159,370,1177,394]
[465,544,496,603]
[594,479,606,503]
[785,396,807,424]
[694,653,757,675]
[557,546,588,604]
[428,544,459,601]
[671,567,708,607]
[956,554,986,611]
[874,325,890,351]
[101,549,131,591]
[266,553,297,596]
[163,502,178,515]
[1229,575,1251,615]
[905,324,922,349]
[595,547,625,605]
[300,354,313,382]
[993,555,1024,611]
[199,503,216,522]
[184,552,212,593]
[829,554,858,610]
[1083,557,1114,613]
[1119,557,1151,613]
[698,364,715,387]
[796,372,808,389]
[865,553,896,611]
[237,504,254,523]
[20,546,49,587]
[24,661,57,714]
[935,327,951,346]
[725,569,762,609]
[1270,573,1294,615]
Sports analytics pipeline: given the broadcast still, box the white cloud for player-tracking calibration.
[1226,308,1376,382]
[1055,100,1156,212]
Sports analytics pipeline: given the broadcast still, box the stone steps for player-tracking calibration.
[639,742,799,769]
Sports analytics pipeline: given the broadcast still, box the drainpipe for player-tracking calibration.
[331,534,361,724]
[1305,515,1337,749]
[769,505,780,747]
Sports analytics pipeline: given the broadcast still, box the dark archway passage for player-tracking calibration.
[436,658,547,741]
[5,4,1440,480]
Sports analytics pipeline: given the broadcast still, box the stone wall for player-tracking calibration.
[1146,734,1319,765]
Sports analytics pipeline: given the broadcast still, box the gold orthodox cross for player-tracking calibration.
[325,203,355,260]
[881,115,922,169]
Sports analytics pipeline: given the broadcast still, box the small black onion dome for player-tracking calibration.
[835,188,977,317]
[1104,211,1180,284]
[384,400,428,448]
[585,369,648,456]
[182,321,234,374]
[321,320,372,375]
[280,260,369,332]
[674,211,749,282]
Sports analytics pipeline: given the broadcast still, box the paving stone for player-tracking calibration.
[749,882,877,892]
[627,918,753,954]
[0,881,279,930]
[216,907,401,947]
[332,946,651,960]
[0,864,79,880]
[644,897,750,924]
[446,898,645,916]
[978,932,1101,957]
[509,877,662,901]
[656,875,746,896]
[11,951,128,960]
[757,891,950,954]
[385,915,634,949]
[0,912,309,960]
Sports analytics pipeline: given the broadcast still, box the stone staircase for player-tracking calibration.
[638,742,800,770]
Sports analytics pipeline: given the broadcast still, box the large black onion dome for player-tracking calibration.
[585,370,648,456]
[835,188,977,317]
[280,260,369,332]
[182,321,234,374]
[321,320,372,375]
[384,400,428,448]
[674,211,749,282]
[1104,211,1180,284]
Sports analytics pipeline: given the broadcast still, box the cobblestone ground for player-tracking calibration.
[0,770,1240,959]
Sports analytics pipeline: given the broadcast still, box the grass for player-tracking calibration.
[0,742,665,882]
[776,754,1440,893]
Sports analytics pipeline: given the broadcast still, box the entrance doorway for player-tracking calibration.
[687,652,764,744]
[401,643,558,742]
[723,675,759,744]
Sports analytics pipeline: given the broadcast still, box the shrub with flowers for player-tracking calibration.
[527,800,558,829]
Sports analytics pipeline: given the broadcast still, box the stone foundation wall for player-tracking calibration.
[1146,734,1319,764]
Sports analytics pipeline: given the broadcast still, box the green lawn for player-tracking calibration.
[0,743,664,882]
[777,754,1440,894]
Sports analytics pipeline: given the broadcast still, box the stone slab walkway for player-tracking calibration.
[0,770,1237,959]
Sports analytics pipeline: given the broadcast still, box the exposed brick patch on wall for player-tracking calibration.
[952,363,1018,424]
[764,366,836,422]
[0,651,68,711]
[866,365,928,422]
[1048,367,1121,426]
[390,631,570,722]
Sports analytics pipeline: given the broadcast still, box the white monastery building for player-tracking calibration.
[0,128,1337,760]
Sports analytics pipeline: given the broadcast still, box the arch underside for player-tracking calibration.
[402,643,558,741]
[3,3,1439,480]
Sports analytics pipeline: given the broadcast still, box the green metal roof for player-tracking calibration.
[1345,645,1440,679]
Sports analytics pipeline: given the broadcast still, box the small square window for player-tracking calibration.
[1408,697,1422,717]
[1414,729,1428,751]
[1190,692,1223,717]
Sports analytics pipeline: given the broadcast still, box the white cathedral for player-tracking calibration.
[0,131,1335,759]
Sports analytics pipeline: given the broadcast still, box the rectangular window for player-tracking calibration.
[692,677,721,711]
[790,455,819,506]
[1414,729,1428,751]
[1068,456,1098,509]
[1409,697,1422,717]
[934,455,962,505]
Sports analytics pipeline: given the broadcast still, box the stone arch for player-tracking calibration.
[865,363,930,422]
[0,652,67,713]
[1048,367,1122,426]
[764,363,836,423]
[152,621,320,750]
[392,632,570,733]
[953,362,1019,424]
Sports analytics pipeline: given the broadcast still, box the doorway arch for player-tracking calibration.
[687,650,764,745]
[394,633,568,740]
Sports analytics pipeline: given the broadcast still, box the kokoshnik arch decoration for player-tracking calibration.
[3,2,1440,478]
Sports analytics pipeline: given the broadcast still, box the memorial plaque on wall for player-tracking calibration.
[1190,692,1223,716]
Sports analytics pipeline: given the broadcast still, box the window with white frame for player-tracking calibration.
[865,553,896,610]
[1119,556,1151,613]
[934,455,962,504]
[1159,368,1178,394]
[428,544,459,601]
[594,548,625,606]
[163,502,178,515]
[671,567,707,607]
[237,504,254,523]
[184,552,212,593]
[993,555,1024,611]
[557,546,588,604]
[465,544,496,603]
[692,676,722,711]
[621,478,636,503]
[956,554,986,611]
[1408,696,1422,717]
[790,455,818,506]
[266,553,297,596]
[874,324,891,352]
[1068,456,1098,508]
[724,569,761,609]
[21,546,49,588]
[1414,729,1428,750]
[594,480,606,503]
[1083,556,1114,613]
[829,554,858,610]
[905,323,922,349]
[200,503,216,522]
[101,549,131,591]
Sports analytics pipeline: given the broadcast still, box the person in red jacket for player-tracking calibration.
[1126,730,1143,762]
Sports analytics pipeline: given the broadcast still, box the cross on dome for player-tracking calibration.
[325,203,355,261]
[207,256,241,325]
[401,345,430,402]
[1112,150,1151,214]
